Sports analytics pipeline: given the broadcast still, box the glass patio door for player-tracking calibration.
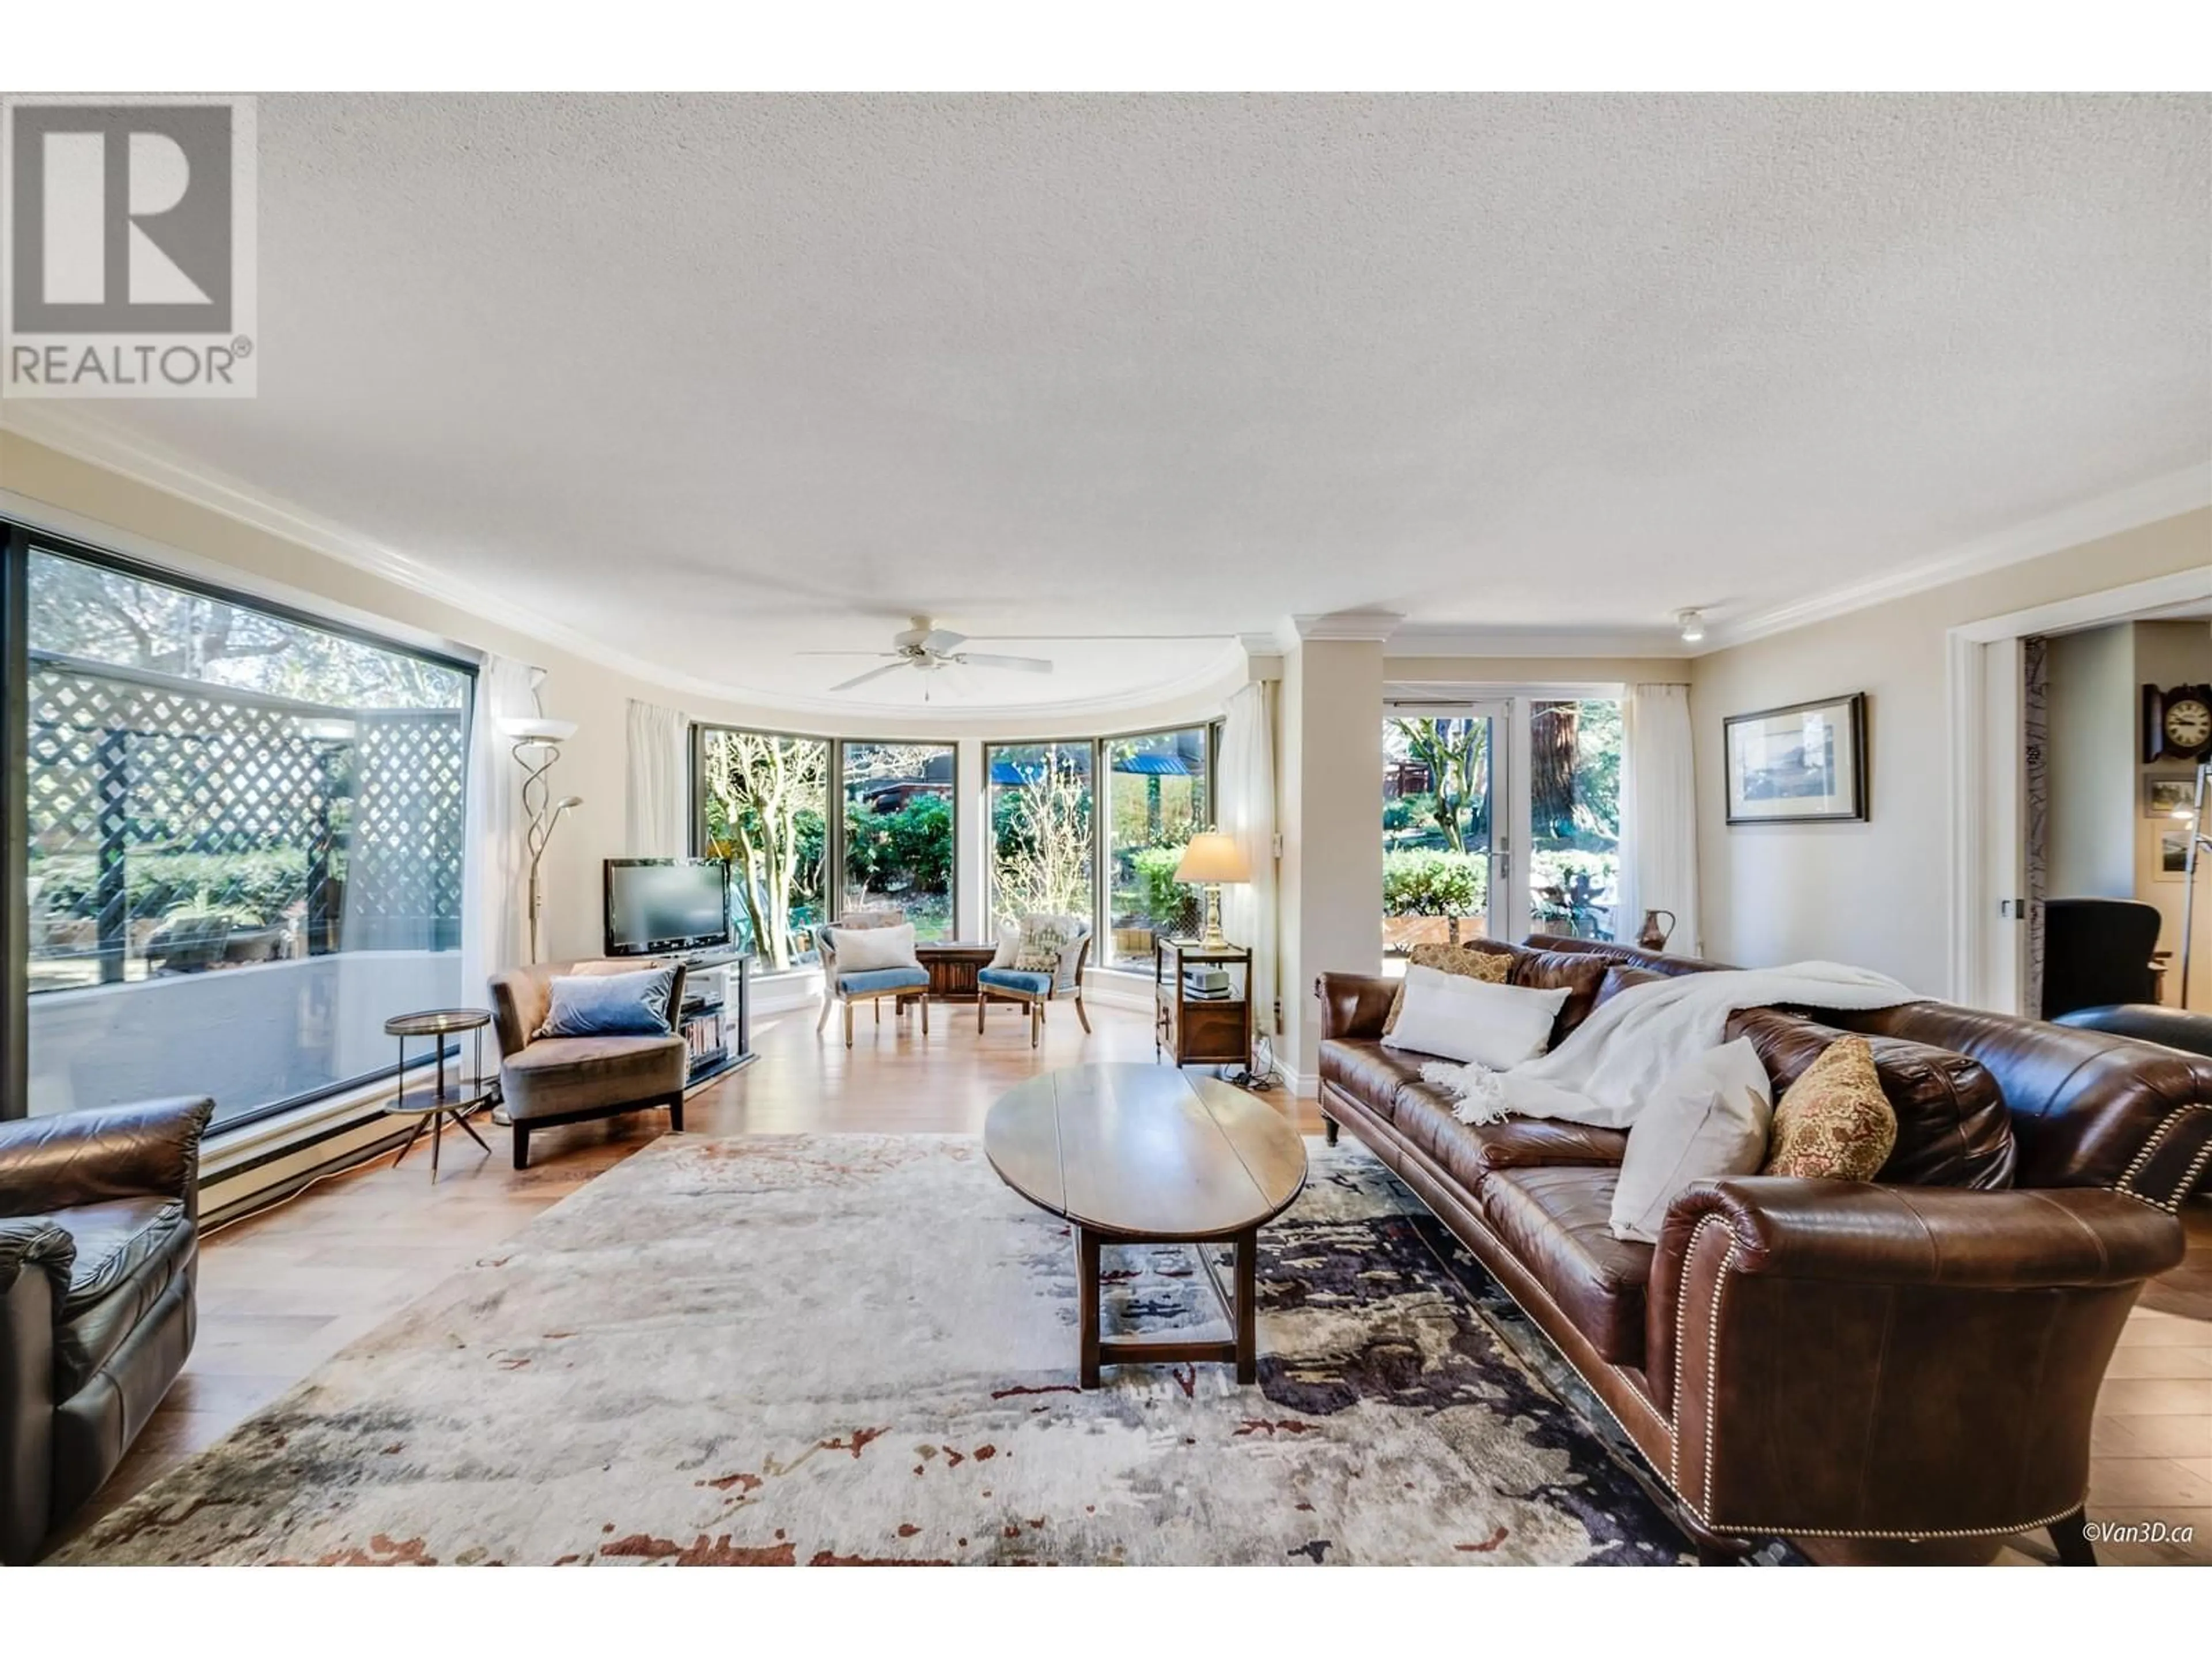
[1381,702,1511,971]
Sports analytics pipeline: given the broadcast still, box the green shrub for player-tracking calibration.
[1127,844,1191,925]
[33,849,308,926]
[1382,849,1486,917]
[844,794,952,893]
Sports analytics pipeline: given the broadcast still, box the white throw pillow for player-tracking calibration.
[1608,1038,1775,1244]
[987,923,1021,968]
[1381,965,1570,1070]
[831,922,919,973]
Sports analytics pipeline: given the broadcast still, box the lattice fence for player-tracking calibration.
[25,652,464,980]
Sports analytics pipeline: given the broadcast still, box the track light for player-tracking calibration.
[1677,609,1706,644]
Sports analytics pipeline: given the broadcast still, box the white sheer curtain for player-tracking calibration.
[626,699,690,858]
[461,656,536,998]
[1614,683,1701,956]
[1217,680,1280,1059]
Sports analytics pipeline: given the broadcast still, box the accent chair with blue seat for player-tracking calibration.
[977,914,1094,1048]
[815,911,931,1046]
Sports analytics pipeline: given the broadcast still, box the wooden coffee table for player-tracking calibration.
[984,1063,1308,1387]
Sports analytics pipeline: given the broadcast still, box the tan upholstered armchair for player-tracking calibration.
[488,959,689,1169]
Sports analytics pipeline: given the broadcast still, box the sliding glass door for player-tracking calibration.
[1382,695,1625,961]
[1526,698,1622,942]
[1381,704,1509,969]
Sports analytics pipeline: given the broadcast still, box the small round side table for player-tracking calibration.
[383,1007,497,1181]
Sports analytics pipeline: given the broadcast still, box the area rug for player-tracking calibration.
[60,1134,1694,1565]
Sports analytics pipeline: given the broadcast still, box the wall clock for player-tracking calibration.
[2145,683,2212,762]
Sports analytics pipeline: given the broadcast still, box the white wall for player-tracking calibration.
[2044,623,2137,899]
[1691,507,2212,995]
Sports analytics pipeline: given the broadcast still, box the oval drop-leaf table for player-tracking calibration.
[984,1062,1308,1387]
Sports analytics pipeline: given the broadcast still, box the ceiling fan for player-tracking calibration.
[799,618,1056,696]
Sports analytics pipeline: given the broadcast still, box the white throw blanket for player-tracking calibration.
[1418,961,1916,1128]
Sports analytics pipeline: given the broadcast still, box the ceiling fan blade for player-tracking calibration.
[794,650,900,658]
[957,652,1054,674]
[920,628,968,655]
[828,661,914,693]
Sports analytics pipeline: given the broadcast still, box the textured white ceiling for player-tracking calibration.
[48,92,2212,712]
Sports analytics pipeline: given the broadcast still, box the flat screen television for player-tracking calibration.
[604,858,732,956]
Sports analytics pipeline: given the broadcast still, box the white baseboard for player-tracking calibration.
[1081,969,1153,1013]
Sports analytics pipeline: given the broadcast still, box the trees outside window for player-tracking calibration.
[841,741,954,940]
[1528,700,1620,941]
[988,743,1093,929]
[698,730,828,969]
[1382,715,1494,958]
[1104,728,1209,966]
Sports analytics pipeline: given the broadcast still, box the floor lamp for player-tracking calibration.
[498,669,580,964]
[2179,760,2211,1009]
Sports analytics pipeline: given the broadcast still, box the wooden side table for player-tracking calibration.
[914,941,999,1001]
[1154,938,1254,1069]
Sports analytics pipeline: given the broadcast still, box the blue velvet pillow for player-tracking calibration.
[536,967,676,1039]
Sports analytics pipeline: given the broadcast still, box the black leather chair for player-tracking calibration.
[2040,897,2162,1020]
[2056,1002,2212,1060]
[1,1095,214,1563]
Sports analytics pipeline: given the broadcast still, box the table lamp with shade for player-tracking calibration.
[1175,831,1252,952]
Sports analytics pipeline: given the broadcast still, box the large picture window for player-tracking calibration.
[1104,727,1210,967]
[17,539,474,1128]
[696,729,830,969]
[986,741,1094,931]
[840,741,955,940]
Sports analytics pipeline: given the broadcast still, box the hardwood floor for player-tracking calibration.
[58,997,2212,1565]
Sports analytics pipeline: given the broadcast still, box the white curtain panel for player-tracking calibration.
[461,656,537,997]
[625,699,691,858]
[1614,682,1702,956]
[1217,680,1281,1047]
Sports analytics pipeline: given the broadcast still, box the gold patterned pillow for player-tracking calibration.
[1760,1035,1897,1180]
[1384,942,1511,1035]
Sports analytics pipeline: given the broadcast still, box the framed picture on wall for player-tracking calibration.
[2156,827,2194,881]
[2145,774,2197,819]
[1724,692,1869,825]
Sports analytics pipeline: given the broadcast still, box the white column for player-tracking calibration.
[1276,627,1388,1088]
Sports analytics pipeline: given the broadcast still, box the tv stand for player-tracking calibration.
[673,949,755,1086]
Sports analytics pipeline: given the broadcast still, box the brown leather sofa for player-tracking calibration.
[488,960,690,1169]
[1,1094,215,1564]
[1318,935,2204,1564]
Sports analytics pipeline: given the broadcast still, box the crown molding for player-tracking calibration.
[0,404,1250,728]
[1702,463,2212,653]
[1385,623,1692,660]
[1288,609,1403,643]
[696,642,1251,730]
[0,401,754,703]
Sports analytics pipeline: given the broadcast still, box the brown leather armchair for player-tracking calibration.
[488,960,690,1169]
[1316,934,2202,1563]
[1,1094,215,1564]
